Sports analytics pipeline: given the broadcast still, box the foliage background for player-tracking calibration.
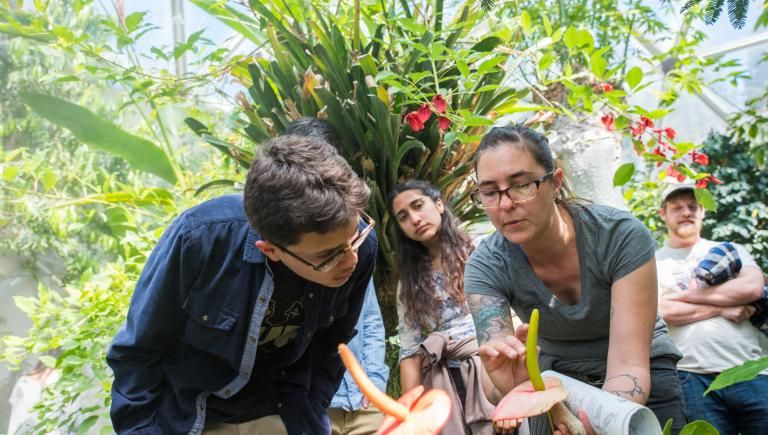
[0,0,766,432]
[701,133,768,270]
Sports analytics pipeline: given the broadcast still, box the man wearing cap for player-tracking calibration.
[656,181,768,434]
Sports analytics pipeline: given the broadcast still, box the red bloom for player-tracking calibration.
[696,174,723,188]
[664,127,676,141]
[405,111,425,132]
[630,116,655,137]
[417,104,432,123]
[438,116,451,131]
[666,165,686,182]
[600,113,615,131]
[594,82,613,93]
[691,151,709,166]
[640,116,654,129]
[432,95,447,114]
[653,147,666,166]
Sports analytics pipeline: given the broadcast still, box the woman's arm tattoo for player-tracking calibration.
[605,374,647,401]
[467,294,514,345]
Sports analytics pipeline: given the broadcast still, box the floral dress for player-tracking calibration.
[397,272,477,367]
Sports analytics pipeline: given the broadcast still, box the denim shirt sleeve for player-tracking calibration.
[106,217,201,434]
[330,280,389,410]
[359,281,389,393]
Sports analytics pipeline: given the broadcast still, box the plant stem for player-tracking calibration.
[435,0,444,33]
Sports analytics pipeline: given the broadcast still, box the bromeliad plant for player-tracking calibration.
[187,0,533,280]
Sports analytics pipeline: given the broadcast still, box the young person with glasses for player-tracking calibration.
[284,117,390,435]
[107,134,377,435]
[389,180,514,435]
[464,124,686,434]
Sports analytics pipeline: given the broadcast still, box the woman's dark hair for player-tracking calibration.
[475,124,576,204]
[284,117,342,152]
[388,180,473,331]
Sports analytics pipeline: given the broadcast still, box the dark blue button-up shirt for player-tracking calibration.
[107,194,377,434]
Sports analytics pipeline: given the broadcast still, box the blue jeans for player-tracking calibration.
[678,370,768,435]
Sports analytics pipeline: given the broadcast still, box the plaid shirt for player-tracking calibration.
[694,242,768,336]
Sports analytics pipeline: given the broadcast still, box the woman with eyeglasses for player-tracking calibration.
[464,125,686,434]
[389,180,514,435]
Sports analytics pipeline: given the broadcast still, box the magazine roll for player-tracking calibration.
[542,370,662,435]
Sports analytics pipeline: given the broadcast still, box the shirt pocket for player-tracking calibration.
[181,293,239,359]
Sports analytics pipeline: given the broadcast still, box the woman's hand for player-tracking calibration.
[493,418,523,435]
[478,324,531,395]
[553,411,595,435]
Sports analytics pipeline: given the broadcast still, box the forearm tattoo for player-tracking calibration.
[605,374,647,401]
[467,294,515,345]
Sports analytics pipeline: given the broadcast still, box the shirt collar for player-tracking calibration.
[244,227,266,264]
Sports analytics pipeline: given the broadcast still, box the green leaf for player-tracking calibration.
[576,29,594,49]
[694,188,717,211]
[626,66,643,90]
[3,147,27,162]
[520,11,532,34]
[590,51,607,79]
[2,165,20,181]
[38,355,58,368]
[124,11,147,33]
[705,356,768,393]
[680,420,719,435]
[539,52,554,72]
[194,179,237,197]
[189,0,264,44]
[77,415,99,435]
[40,167,56,192]
[613,163,635,186]
[662,418,673,435]
[542,16,552,36]
[20,91,177,184]
[563,26,578,50]
[615,116,630,130]
[471,36,503,52]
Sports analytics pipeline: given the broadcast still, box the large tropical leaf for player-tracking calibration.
[188,0,265,44]
[0,5,56,42]
[20,91,177,184]
[705,356,768,393]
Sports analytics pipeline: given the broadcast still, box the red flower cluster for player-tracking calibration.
[691,151,709,166]
[696,175,722,188]
[600,113,615,131]
[404,94,451,132]
[598,111,720,191]
[594,82,613,93]
[630,116,654,137]
[666,165,686,182]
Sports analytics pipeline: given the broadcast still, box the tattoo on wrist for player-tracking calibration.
[468,294,514,344]
[606,374,647,400]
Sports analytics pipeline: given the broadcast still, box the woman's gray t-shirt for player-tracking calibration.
[465,204,680,375]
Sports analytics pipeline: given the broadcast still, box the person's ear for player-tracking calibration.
[436,198,445,214]
[659,206,667,220]
[551,168,564,194]
[255,240,281,262]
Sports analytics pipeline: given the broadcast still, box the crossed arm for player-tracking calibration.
[660,266,765,326]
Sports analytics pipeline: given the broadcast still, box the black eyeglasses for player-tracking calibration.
[274,211,375,272]
[471,171,553,209]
